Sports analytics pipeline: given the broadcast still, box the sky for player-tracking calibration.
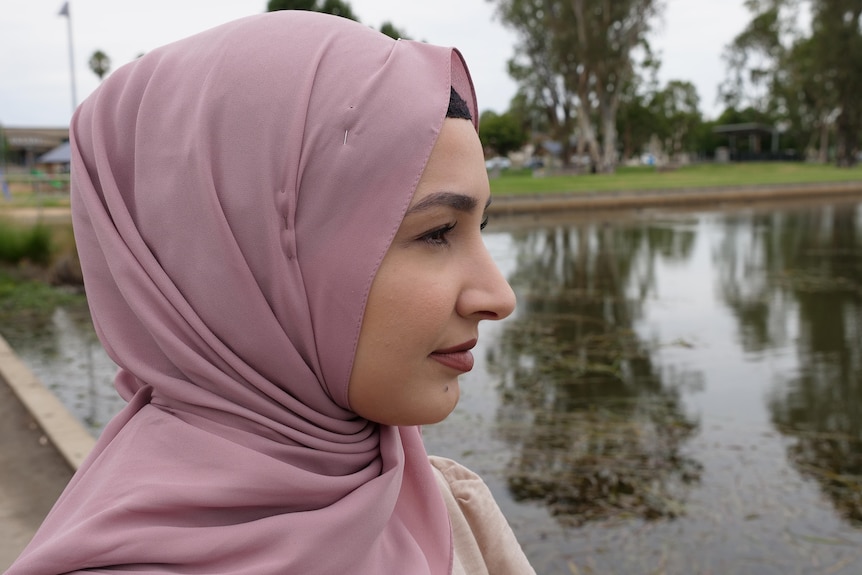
[0,0,752,128]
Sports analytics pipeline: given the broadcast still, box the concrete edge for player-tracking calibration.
[486,181,862,215]
[0,333,94,471]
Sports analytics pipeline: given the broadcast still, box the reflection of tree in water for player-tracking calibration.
[715,201,862,525]
[489,220,703,526]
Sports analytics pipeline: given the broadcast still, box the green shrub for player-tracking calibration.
[0,219,52,265]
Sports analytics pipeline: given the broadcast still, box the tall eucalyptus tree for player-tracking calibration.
[723,0,862,166]
[490,0,663,172]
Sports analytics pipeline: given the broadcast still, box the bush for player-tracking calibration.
[0,219,52,265]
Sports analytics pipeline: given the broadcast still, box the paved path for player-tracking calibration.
[0,377,73,570]
[0,206,74,224]
[0,329,94,571]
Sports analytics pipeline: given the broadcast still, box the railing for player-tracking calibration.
[2,172,71,196]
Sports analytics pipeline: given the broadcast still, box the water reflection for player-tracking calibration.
[2,303,122,436]
[716,202,862,526]
[488,221,704,525]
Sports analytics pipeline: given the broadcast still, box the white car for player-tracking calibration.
[485,156,511,170]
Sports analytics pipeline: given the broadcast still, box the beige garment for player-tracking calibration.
[429,456,536,575]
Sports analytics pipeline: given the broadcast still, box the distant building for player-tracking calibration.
[3,126,70,168]
[712,123,799,162]
[37,141,72,173]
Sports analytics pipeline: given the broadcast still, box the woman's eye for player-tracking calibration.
[420,222,456,246]
[480,215,489,231]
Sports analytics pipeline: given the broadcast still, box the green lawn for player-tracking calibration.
[4,162,862,204]
[489,162,862,196]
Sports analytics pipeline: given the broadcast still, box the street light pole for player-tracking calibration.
[59,1,77,113]
[0,125,8,200]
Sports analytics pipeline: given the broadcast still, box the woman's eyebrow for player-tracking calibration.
[405,192,491,215]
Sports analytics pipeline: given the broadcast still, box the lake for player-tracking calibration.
[6,196,862,574]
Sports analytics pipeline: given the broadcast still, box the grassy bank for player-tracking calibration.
[0,266,90,352]
[4,162,862,203]
[0,218,87,350]
[489,162,862,196]
[0,269,84,315]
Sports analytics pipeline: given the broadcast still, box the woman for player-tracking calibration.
[8,11,533,575]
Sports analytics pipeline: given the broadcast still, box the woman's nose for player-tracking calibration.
[457,243,516,321]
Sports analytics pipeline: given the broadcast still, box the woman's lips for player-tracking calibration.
[430,340,477,372]
[430,350,475,372]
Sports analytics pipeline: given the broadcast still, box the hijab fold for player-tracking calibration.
[8,11,478,575]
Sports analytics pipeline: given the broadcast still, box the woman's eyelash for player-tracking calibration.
[420,222,456,246]
[417,215,487,247]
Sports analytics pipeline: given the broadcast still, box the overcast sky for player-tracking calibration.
[1,0,751,128]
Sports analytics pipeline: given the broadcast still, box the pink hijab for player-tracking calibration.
[9,11,477,574]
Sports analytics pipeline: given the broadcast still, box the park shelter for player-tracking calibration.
[36,142,71,173]
[712,122,798,161]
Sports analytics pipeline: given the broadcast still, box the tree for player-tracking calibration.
[266,0,357,20]
[723,0,862,166]
[616,49,661,161]
[506,91,549,145]
[719,2,817,158]
[501,1,578,167]
[490,0,663,172]
[651,80,702,157]
[478,110,528,156]
[266,1,407,40]
[268,0,321,12]
[379,21,408,40]
[809,0,862,166]
[318,0,357,20]
[719,4,789,113]
[616,93,656,160]
[88,50,111,81]
[777,35,835,162]
[0,124,9,168]
[570,0,663,172]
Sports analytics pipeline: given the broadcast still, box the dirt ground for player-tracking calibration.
[0,207,72,225]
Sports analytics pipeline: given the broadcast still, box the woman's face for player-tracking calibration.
[348,117,516,426]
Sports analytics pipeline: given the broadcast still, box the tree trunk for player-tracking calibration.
[818,121,829,164]
[576,111,601,169]
[836,106,859,167]
[599,92,620,173]
[600,111,617,173]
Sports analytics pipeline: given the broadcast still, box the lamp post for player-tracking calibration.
[59,2,77,113]
[0,125,8,200]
